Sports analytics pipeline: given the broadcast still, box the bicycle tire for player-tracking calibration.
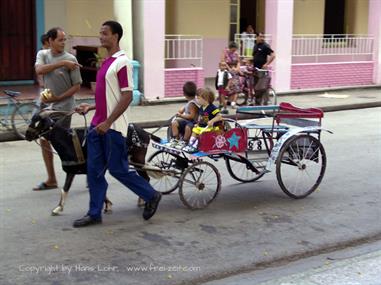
[11,102,40,140]
[225,152,266,183]
[178,161,221,209]
[236,91,248,106]
[276,134,326,199]
[264,87,277,105]
[147,150,184,194]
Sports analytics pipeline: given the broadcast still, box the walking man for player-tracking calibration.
[252,32,276,105]
[73,21,161,227]
[34,27,82,190]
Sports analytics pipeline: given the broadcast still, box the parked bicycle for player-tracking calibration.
[0,90,40,139]
[236,68,277,106]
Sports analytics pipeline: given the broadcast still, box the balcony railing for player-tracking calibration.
[234,34,272,58]
[292,34,374,63]
[165,35,203,68]
[234,33,374,63]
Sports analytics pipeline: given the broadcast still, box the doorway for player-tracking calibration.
[240,0,257,33]
[0,0,36,81]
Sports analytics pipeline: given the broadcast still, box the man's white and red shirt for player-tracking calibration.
[92,50,133,137]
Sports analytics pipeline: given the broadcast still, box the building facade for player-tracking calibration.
[1,0,380,101]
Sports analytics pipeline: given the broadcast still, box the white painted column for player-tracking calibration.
[265,0,294,92]
[368,0,381,85]
[113,0,133,59]
[132,0,165,100]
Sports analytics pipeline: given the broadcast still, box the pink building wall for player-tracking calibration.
[165,68,204,97]
[291,62,374,90]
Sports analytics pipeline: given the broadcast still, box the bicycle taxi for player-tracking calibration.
[144,102,330,209]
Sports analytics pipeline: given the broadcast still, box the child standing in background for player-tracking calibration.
[227,63,241,109]
[215,61,232,114]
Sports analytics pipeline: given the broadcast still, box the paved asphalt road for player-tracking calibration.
[0,108,380,285]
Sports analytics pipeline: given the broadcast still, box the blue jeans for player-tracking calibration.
[86,126,155,219]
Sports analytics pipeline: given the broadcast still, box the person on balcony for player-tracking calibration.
[241,25,255,57]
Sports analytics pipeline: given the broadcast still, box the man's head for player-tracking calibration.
[256,32,265,44]
[46,27,66,53]
[183,81,197,98]
[100,20,123,49]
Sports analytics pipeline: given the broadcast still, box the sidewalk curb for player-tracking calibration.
[190,232,381,285]
[1,102,380,142]
[2,85,380,107]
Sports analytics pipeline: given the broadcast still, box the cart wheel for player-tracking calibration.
[276,134,326,199]
[225,151,266,182]
[147,150,184,194]
[179,161,221,209]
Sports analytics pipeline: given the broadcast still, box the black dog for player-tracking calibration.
[26,111,153,215]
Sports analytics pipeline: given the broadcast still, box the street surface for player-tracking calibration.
[203,240,381,285]
[1,108,380,285]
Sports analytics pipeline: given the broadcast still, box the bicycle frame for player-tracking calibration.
[0,96,19,127]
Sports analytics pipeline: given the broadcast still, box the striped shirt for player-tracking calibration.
[92,50,133,137]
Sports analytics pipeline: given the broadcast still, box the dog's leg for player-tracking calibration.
[130,147,150,208]
[52,173,75,216]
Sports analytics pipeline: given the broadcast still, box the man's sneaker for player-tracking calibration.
[143,191,162,220]
[221,108,229,114]
[231,102,238,109]
[182,145,198,153]
[174,140,187,149]
[73,215,102,228]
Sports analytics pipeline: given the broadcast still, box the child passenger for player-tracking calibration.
[183,88,223,153]
[168,81,199,149]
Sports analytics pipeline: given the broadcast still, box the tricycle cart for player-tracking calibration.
[143,102,330,209]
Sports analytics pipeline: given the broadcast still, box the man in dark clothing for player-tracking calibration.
[252,32,276,105]
[252,32,275,69]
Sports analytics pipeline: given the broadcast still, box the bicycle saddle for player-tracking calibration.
[3,90,21,97]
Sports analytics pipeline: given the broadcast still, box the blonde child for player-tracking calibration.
[183,88,223,153]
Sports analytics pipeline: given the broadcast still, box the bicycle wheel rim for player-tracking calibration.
[147,150,182,194]
[11,103,39,139]
[276,135,326,198]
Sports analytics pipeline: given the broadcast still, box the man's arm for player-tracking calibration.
[40,83,81,104]
[35,60,82,75]
[179,103,198,120]
[262,52,275,69]
[95,90,132,135]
